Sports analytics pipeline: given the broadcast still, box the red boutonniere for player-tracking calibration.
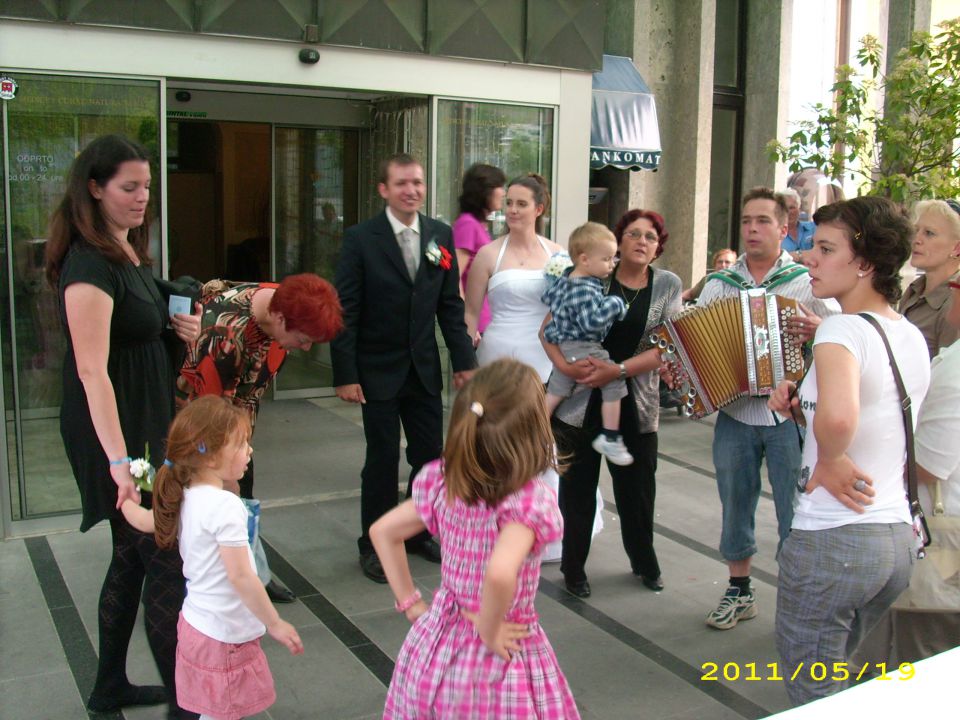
[439,245,452,270]
[426,240,453,270]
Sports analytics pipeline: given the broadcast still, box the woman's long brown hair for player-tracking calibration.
[153,396,251,550]
[45,134,153,287]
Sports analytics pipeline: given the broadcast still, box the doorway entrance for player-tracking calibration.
[0,76,425,531]
[165,119,360,395]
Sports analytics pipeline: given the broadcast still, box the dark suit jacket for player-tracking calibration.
[330,210,476,401]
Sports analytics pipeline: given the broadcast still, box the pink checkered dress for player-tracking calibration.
[383,460,580,719]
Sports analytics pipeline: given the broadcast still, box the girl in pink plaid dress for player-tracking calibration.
[371,359,580,719]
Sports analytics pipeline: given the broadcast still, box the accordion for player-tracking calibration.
[651,289,805,418]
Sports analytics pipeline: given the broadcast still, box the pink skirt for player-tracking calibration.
[176,614,276,720]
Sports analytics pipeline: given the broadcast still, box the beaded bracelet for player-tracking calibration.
[109,456,132,466]
[394,589,422,613]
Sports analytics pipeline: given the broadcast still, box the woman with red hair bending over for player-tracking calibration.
[177,272,343,602]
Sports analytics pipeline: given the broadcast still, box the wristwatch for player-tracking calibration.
[618,363,627,380]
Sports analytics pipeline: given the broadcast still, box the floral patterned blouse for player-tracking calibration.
[176,280,286,429]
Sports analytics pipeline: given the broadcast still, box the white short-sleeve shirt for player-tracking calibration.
[180,485,265,643]
[792,313,930,531]
[916,340,960,516]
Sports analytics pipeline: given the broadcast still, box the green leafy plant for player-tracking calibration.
[768,19,960,202]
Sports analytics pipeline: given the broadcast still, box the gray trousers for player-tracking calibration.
[547,340,626,402]
[775,523,914,706]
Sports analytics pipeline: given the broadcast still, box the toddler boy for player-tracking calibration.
[542,222,632,465]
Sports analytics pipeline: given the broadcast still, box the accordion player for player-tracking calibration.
[650,288,806,418]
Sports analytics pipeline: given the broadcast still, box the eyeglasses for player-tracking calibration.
[623,230,659,243]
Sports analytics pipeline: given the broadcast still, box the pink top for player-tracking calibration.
[453,212,493,333]
[383,459,579,719]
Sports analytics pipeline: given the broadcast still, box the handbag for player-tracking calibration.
[858,314,931,558]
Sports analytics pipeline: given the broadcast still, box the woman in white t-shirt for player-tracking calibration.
[768,196,931,707]
[122,396,303,720]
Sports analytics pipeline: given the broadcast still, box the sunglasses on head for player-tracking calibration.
[946,199,960,216]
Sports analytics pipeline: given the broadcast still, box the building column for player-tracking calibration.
[884,0,932,71]
[604,0,716,287]
[742,0,792,193]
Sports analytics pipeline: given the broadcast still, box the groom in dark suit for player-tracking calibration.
[331,153,476,582]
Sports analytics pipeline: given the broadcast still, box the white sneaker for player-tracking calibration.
[591,435,634,465]
[705,586,758,630]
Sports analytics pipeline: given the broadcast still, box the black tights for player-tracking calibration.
[91,518,186,708]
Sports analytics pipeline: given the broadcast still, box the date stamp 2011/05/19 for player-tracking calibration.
[700,661,915,683]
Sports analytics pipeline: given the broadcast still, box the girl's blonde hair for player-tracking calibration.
[153,396,251,550]
[443,359,557,505]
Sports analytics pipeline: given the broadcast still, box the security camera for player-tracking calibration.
[299,48,320,64]
[174,90,191,102]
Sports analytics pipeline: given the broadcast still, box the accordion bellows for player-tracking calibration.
[651,289,805,418]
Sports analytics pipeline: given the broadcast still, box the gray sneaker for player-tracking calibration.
[705,586,758,630]
[591,435,634,465]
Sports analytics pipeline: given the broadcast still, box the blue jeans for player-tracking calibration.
[713,412,801,562]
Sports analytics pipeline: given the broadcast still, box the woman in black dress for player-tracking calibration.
[46,135,200,718]
[543,209,682,598]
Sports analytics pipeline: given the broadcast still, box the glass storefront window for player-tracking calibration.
[435,99,555,238]
[1,73,160,520]
[707,107,739,261]
[714,0,743,89]
[273,126,359,394]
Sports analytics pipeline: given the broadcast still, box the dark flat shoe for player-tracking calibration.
[359,553,388,583]
[88,684,167,712]
[167,707,200,720]
[639,574,664,592]
[266,579,296,603]
[564,579,591,598]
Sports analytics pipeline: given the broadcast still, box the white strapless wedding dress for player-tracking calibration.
[476,236,554,382]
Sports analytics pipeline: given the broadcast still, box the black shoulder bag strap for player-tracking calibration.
[858,313,931,557]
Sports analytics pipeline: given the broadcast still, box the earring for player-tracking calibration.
[857,271,865,278]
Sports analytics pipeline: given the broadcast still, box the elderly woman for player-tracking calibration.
[900,199,960,358]
[46,135,201,718]
[543,209,682,598]
[780,187,816,254]
[769,196,931,706]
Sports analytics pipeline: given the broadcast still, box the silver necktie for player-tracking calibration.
[399,227,419,280]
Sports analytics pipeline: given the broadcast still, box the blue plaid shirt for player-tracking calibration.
[541,272,627,343]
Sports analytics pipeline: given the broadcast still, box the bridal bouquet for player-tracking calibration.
[544,251,573,286]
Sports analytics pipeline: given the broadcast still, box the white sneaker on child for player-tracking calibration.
[591,435,634,465]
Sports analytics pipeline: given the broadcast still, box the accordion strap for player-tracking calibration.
[857,313,929,539]
[707,263,808,291]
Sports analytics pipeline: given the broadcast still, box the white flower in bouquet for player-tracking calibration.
[129,447,156,493]
[544,251,573,286]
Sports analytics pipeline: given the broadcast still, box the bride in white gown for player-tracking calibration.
[465,173,560,381]
[465,174,603,560]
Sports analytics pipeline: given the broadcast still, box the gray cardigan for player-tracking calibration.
[554,266,683,435]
